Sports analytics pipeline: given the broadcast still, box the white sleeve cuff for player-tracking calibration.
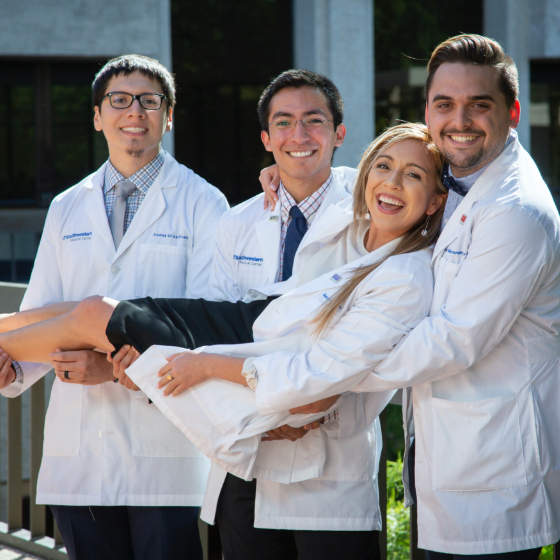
[241,357,258,391]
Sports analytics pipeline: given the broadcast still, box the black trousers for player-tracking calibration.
[106,296,274,352]
[216,473,381,560]
[50,505,202,560]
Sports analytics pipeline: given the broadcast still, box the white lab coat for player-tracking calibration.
[126,197,434,531]
[256,137,560,552]
[1,153,229,507]
[205,167,368,530]
[208,166,357,302]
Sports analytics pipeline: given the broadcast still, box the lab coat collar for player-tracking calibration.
[253,171,352,285]
[433,136,520,265]
[115,153,180,258]
[83,153,180,259]
[294,174,354,257]
[84,162,116,252]
[255,202,283,283]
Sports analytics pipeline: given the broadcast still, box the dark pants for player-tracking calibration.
[425,548,542,560]
[216,473,381,560]
[50,505,202,560]
[107,296,274,353]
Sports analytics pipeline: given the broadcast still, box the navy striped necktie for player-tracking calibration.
[282,205,308,281]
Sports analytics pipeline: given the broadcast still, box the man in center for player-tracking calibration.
[201,70,379,560]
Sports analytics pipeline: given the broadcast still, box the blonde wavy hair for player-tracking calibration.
[312,122,446,336]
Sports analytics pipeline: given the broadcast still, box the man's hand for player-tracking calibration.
[109,345,141,390]
[289,395,341,415]
[50,349,119,386]
[0,349,16,389]
[259,164,280,210]
[261,421,321,442]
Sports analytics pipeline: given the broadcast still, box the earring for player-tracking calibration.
[421,215,431,236]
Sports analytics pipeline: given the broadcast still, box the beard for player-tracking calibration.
[439,126,510,174]
[126,149,145,159]
[125,139,144,159]
[441,144,485,171]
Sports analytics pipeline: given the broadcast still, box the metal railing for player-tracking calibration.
[0,282,556,560]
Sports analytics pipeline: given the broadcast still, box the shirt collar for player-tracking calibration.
[103,150,165,194]
[449,131,516,193]
[279,173,333,223]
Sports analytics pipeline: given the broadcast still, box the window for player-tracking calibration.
[0,59,107,209]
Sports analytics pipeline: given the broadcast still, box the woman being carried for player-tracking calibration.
[0,123,445,557]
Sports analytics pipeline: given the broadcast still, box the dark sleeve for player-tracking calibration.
[106,296,275,354]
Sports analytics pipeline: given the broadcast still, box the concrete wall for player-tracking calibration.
[293,0,375,168]
[0,0,174,152]
[530,0,560,58]
[485,0,560,153]
[484,0,531,151]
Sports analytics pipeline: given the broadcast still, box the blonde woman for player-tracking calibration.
[0,123,446,560]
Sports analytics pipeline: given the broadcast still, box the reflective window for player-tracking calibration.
[531,62,560,207]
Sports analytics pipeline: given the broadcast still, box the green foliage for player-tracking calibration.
[387,455,410,560]
[540,545,553,560]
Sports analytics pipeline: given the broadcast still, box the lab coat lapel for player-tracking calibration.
[288,239,399,300]
[115,155,178,259]
[83,163,115,251]
[296,202,354,257]
[314,176,352,222]
[255,204,282,283]
[432,138,520,265]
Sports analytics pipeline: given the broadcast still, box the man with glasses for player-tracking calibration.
[1,54,228,560]
[198,70,379,560]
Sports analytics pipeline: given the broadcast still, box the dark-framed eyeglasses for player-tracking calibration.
[268,117,334,131]
[101,92,167,110]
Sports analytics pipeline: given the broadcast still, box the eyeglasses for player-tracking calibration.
[101,92,167,110]
[268,117,334,131]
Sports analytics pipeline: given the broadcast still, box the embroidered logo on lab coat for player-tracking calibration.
[62,232,92,242]
[234,255,264,266]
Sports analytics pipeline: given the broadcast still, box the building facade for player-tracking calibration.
[0,0,558,282]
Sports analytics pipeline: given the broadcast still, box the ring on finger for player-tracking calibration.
[166,373,173,381]
[64,371,70,380]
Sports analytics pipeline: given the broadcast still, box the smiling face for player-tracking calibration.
[364,139,444,250]
[426,62,520,177]
[94,71,173,174]
[261,86,345,198]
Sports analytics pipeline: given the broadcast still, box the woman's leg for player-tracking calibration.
[0,302,79,333]
[0,296,119,363]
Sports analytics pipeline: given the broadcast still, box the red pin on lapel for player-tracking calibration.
[460,214,467,224]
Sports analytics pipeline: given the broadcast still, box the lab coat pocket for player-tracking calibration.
[136,243,188,298]
[43,380,83,456]
[430,393,527,491]
[130,396,205,457]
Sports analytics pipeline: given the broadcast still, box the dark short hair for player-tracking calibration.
[92,54,176,111]
[257,69,344,131]
[426,34,519,108]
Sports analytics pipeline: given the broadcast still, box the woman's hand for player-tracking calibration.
[259,164,280,210]
[0,348,16,389]
[157,351,209,396]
